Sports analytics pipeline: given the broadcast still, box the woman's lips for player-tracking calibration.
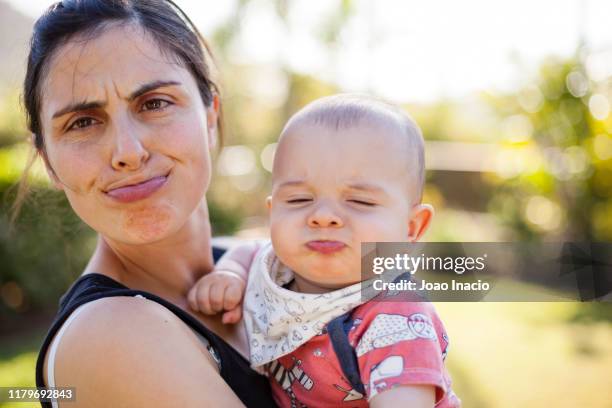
[306,240,346,254]
[105,175,168,203]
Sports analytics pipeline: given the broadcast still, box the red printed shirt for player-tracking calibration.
[265,295,460,407]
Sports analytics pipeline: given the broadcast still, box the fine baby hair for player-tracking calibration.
[279,93,426,202]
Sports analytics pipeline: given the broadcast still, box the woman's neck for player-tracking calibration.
[85,201,214,308]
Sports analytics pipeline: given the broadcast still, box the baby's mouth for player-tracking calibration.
[306,240,346,254]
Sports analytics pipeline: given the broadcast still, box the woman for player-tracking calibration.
[19,0,276,406]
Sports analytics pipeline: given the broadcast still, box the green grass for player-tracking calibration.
[0,352,38,408]
[436,302,612,407]
[0,327,45,408]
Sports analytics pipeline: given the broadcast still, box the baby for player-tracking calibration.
[188,94,460,407]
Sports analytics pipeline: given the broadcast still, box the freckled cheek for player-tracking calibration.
[161,118,208,154]
[160,122,210,179]
[47,145,102,192]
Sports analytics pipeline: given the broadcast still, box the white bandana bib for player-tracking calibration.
[243,242,373,368]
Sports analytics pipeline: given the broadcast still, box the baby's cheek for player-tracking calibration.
[270,209,299,242]
[270,227,293,258]
[270,222,302,268]
[357,215,408,242]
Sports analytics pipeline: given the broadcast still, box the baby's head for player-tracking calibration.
[267,94,433,292]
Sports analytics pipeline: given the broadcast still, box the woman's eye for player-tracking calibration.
[349,199,376,206]
[287,198,312,204]
[141,99,171,112]
[67,117,96,131]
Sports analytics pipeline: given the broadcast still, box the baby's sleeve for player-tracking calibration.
[351,301,452,403]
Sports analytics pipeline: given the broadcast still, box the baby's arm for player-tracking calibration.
[352,299,455,407]
[188,241,262,324]
[370,385,434,408]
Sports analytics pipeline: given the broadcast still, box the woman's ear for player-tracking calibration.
[206,94,220,151]
[407,204,434,242]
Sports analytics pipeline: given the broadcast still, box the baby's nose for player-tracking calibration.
[307,204,344,228]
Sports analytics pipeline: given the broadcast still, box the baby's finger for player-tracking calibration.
[197,283,214,315]
[209,282,226,312]
[222,307,242,324]
[187,286,199,312]
[223,284,243,310]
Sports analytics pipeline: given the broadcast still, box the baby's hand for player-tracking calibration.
[188,270,246,324]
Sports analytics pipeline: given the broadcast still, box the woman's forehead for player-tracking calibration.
[40,23,190,117]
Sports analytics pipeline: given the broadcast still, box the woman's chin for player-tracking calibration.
[120,205,176,243]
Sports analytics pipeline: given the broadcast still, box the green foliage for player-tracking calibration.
[0,90,27,148]
[567,303,612,324]
[0,181,95,322]
[284,72,339,115]
[208,198,243,236]
[486,52,612,240]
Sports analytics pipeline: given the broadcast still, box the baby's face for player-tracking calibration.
[268,120,421,291]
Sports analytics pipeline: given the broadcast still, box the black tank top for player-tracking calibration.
[35,247,276,407]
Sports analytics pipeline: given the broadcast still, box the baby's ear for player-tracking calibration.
[266,196,272,211]
[206,94,220,151]
[407,204,434,242]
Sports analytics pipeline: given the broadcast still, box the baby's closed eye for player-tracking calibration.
[347,198,376,206]
[286,197,313,204]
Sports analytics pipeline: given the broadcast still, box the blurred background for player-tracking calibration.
[1,0,611,406]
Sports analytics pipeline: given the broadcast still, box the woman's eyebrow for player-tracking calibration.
[51,80,182,119]
[52,100,105,119]
[128,80,182,100]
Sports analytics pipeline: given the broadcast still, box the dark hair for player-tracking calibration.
[25,0,222,148]
[13,0,223,223]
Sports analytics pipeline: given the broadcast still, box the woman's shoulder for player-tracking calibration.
[46,295,198,367]
[38,265,276,407]
[43,295,243,407]
[55,293,188,335]
[47,294,209,365]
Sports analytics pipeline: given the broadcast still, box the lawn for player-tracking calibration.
[437,302,612,407]
[0,326,46,408]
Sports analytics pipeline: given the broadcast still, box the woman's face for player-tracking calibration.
[39,23,217,244]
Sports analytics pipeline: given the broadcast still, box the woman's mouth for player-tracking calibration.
[105,175,168,203]
[306,240,346,254]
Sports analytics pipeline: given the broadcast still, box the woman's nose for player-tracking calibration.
[110,119,150,171]
[307,202,344,228]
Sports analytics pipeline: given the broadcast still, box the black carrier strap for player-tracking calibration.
[327,312,366,395]
[327,271,413,396]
